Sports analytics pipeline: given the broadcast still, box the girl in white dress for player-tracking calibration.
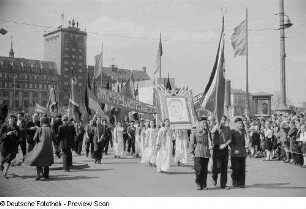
[113,121,124,158]
[156,119,174,173]
[141,120,157,165]
[174,129,188,166]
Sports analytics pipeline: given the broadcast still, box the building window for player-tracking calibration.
[64,61,69,65]
[3,91,9,97]
[72,48,76,52]
[79,82,83,86]
[78,76,83,80]
[33,92,38,97]
[39,84,42,89]
[78,48,83,52]
[72,62,76,66]
[64,53,69,58]
[0,73,2,78]
[78,69,82,73]
[65,47,69,51]
[23,92,29,97]
[15,101,19,108]
[64,81,68,85]
[23,101,29,108]
[29,83,33,88]
[64,95,69,99]
[42,92,48,98]
[78,56,82,59]
[78,62,82,66]
[64,67,68,72]
[15,91,19,97]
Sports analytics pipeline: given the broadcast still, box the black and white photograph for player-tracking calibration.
[0,0,305,208]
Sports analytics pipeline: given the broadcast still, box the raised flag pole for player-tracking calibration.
[159,33,162,79]
[245,7,250,115]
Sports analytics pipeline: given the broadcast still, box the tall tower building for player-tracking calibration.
[44,19,87,106]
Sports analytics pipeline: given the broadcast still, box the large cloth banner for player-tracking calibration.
[97,88,157,114]
[155,85,198,129]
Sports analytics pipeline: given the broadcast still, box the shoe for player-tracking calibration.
[284,161,289,163]
[203,187,208,190]
[221,186,230,190]
[3,175,8,179]
[35,175,43,181]
[197,185,203,190]
[0,165,4,171]
[63,170,70,172]
[239,185,245,188]
[114,155,117,158]
[177,162,181,166]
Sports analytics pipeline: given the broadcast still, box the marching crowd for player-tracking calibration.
[0,99,305,191]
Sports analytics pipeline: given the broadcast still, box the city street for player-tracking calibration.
[1,149,306,197]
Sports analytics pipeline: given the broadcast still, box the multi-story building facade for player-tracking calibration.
[0,43,60,112]
[44,19,87,106]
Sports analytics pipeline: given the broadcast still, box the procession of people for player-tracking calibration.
[1,98,305,190]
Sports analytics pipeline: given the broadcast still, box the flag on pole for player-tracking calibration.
[202,16,226,123]
[102,76,111,110]
[153,34,163,75]
[68,72,82,123]
[35,103,46,113]
[94,51,103,78]
[231,19,247,57]
[47,85,57,113]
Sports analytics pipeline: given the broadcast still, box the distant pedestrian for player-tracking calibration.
[93,117,104,164]
[113,121,124,158]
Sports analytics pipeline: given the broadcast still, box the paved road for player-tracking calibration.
[1,149,306,197]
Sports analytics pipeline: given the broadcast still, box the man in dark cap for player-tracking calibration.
[57,115,76,172]
[189,116,213,190]
[230,117,248,188]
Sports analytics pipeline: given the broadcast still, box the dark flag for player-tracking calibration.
[202,16,226,123]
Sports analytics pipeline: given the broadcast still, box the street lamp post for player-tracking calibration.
[13,74,17,113]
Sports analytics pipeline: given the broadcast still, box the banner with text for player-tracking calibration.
[97,88,157,114]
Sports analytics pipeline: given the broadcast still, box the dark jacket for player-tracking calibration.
[26,120,40,144]
[17,119,27,142]
[0,124,19,156]
[189,127,212,158]
[52,118,63,144]
[57,123,76,149]
[230,129,247,158]
[212,125,231,158]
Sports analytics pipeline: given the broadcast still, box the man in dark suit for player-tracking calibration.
[211,115,232,190]
[57,115,76,172]
[17,112,27,158]
[230,117,248,188]
[25,113,40,153]
[52,113,63,158]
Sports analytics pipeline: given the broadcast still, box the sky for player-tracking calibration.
[0,0,305,106]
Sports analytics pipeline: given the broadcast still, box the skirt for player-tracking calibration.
[1,153,17,164]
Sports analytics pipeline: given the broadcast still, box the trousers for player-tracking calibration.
[128,136,135,154]
[194,157,209,188]
[36,166,49,178]
[212,155,229,187]
[62,148,72,171]
[230,157,246,187]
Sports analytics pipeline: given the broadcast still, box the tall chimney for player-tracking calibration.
[142,66,146,73]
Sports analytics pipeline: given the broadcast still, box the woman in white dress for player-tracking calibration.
[156,119,174,173]
[141,120,157,165]
[113,121,124,158]
[139,120,147,158]
[174,129,188,166]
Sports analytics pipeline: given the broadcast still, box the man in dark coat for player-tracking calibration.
[211,115,232,190]
[74,122,85,156]
[25,113,40,153]
[230,117,248,188]
[127,120,136,155]
[93,117,104,164]
[52,113,63,158]
[102,120,112,155]
[57,115,76,172]
[288,121,298,164]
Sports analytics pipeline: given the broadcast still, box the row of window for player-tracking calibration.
[0,63,56,74]
[63,68,83,73]
[0,72,59,81]
[0,81,57,90]
[64,54,83,60]
[63,60,83,66]
[64,47,83,53]
[0,91,48,98]
[63,81,83,86]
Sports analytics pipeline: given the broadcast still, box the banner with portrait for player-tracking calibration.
[154,85,197,129]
